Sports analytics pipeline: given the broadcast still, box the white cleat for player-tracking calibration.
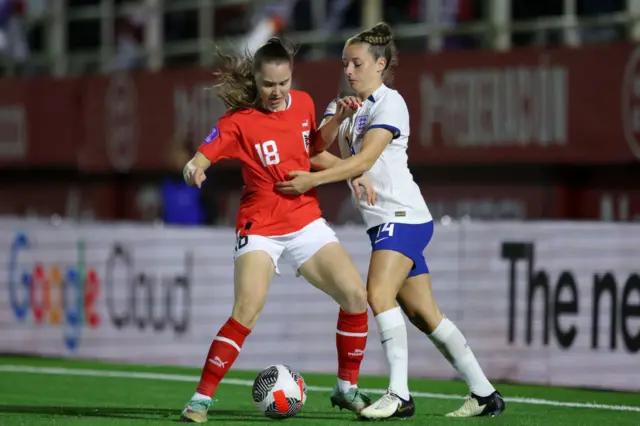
[446,391,505,418]
[359,389,414,420]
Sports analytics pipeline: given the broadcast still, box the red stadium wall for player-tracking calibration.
[1,43,639,222]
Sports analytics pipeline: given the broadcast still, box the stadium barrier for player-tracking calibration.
[1,218,638,391]
[3,42,640,171]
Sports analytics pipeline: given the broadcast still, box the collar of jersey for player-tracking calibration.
[367,84,388,103]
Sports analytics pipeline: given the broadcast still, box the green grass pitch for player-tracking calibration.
[0,356,638,425]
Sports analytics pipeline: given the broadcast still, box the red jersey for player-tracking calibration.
[198,90,322,236]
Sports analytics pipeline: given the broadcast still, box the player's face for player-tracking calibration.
[342,43,385,95]
[255,61,292,112]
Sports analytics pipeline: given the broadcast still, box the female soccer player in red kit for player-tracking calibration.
[179,38,372,423]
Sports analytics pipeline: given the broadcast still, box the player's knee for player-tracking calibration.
[339,283,368,313]
[367,286,397,315]
[231,298,264,329]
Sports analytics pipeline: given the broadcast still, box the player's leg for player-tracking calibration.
[285,219,370,413]
[357,250,415,418]
[298,242,372,413]
[359,221,437,420]
[397,274,505,418]
[181,236,281,423]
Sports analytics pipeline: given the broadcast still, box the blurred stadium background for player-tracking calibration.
[1,0,639,223]
[0,0,639,398]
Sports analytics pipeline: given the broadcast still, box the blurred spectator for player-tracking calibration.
[108,1,148,72]
[242,0,356,55]
[578,0,624,45]
[425,0,477,50]
[136,183,162,222]
[324,0,356,33]
[242,0,293,54]
[0,0,29,71]
[160,137,219,226]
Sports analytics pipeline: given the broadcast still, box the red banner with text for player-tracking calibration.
[1,43,640,172]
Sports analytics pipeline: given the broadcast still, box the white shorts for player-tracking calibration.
[233,218,339,275]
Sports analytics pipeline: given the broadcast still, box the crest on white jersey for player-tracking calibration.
[356,115,369,133]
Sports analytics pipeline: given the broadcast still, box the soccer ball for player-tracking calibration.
[252,364,307,419]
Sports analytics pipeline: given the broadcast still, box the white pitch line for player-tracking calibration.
[0,365,639,413]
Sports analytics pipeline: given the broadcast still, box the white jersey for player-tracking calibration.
[322,84,432,229]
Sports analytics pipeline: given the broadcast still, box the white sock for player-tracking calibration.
[191,392,212,401]
[376,307,410,400]
[338,379,358,393]
[428,317,495,397]
[337,378,356,393]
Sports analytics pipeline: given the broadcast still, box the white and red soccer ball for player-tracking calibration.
[252,364,307,419]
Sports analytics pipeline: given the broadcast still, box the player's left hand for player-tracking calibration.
[351,174,376,206]
[275,171,318,195]
[335,96,361,122]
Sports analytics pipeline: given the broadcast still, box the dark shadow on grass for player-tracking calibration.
[0,406,255,422]
[0,405,355,422]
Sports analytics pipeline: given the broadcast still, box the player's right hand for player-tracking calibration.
[192,167,207,188]
[335,96,361,122]
[183,161,207,188]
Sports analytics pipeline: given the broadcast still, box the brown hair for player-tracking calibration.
[346,22,398,85]
[213,38,296,112]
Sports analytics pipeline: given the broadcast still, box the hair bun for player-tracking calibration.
[265,37,283,46]
[362,22,393,45]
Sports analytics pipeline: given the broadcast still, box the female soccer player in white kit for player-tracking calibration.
[276,22,505,420]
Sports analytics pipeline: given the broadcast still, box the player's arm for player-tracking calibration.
[312,95,404,186]
[276,131,386,201]
[314,96,360,152]
[184,117,240,188]
[316,115,342,152]
[311,128,392,186]
[183,152,211,188]
[310,149,377,205]
[309,149,343,171]
[312,97,339,152]
[276,95,400,197]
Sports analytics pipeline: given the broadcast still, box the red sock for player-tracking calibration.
[336,308,368,385]
[196,317,251,397]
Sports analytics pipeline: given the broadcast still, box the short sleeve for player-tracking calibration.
[307,94,318,133]
[320,99,338,127]
[368,93,409,140]
[197,115,240,163]
[300,92,322,152]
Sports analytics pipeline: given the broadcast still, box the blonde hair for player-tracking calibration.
[346,22,398,85]
[213,38,296,112]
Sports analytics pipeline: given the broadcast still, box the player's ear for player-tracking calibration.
[376,57,387,74]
